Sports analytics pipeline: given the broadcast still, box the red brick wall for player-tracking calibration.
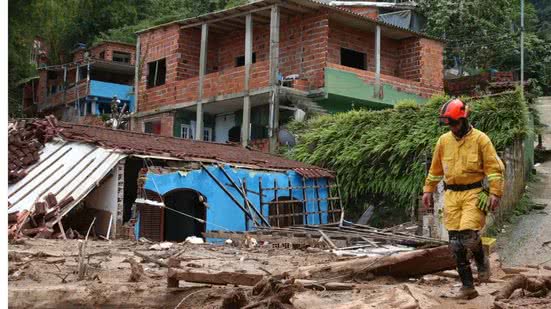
[37,66,86,108]
[280,13,329,90]
[136,11,443,113]
[139,112,174,136]
[398,38,420,81]
[89,42,136,65]
[336,6,378,20]
[328,21,400,77]
[138,13,329,112]
[419,38,444,91]
[71,42,136,65]
[176,28,200,80]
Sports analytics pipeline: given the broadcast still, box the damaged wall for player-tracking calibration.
[141,165,332,236]
[83,166,119,238]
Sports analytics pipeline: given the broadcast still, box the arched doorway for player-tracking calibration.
[268,196,304,227]
[163,189,206,241]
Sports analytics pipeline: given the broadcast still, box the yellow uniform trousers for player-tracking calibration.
[444,187,485,231]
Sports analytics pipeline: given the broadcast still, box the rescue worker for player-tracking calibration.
[111,95,121,119]
[422,98,505,300]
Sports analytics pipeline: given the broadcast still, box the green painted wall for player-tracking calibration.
[319,68,426,113]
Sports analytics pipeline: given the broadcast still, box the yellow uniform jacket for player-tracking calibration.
[424,128,505,197]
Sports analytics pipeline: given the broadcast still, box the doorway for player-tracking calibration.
[163,189,206,241]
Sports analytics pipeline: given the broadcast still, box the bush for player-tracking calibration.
[286,89,531,216]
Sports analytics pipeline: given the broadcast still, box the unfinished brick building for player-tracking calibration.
[133,0,444,151]
[36,41,136,124]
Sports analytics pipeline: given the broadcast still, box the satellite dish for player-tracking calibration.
[278,128,296,147]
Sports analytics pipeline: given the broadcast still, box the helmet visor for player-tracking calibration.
[439,117,460,126]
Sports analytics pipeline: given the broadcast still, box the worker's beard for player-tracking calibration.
[456,119,471,138]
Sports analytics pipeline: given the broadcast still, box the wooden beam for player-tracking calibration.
[241,13,253,147]
[268,5,280,153]
[195,23,208,141]
[180,6,272,30]
[167,268,264,287]
[200,164,258,225]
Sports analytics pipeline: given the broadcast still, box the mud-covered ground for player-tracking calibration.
[9,237,551,309]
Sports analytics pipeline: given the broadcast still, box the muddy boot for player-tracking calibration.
[476,254,491,282]
[441,286,479,300]
[471,237,491,282]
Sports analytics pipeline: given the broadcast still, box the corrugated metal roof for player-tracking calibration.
[8,140,126,218]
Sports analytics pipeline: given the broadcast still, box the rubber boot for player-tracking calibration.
[443,231,479,300]
[441,265,479,299]
[472,241,491,282]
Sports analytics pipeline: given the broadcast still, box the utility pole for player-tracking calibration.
[520,0,524,93]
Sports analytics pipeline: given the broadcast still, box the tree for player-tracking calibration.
[417,0,551,94]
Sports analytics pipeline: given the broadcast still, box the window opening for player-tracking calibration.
[341,48,367,70]
[147,58,166,88]
[235,52,256,67]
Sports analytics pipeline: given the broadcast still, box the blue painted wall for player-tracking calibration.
[89,80,135,112]
[143,165,331,232]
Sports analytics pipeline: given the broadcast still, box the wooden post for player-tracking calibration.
[241,14,253,146]
[268,5,280,153]
[196,23,208,141]
[374,25,381,99]
[274,179,280,227]
[302,178,309,225]
[314,179,322,224]
[259,177,264,222]
[288,176,295,225]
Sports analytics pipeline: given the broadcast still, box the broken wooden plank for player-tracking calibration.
[134,251,168,268]
[318,230,337,249]
[167,268,264,287]
[289,245,455,280]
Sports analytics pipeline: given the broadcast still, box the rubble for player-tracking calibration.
[8,115,60,184]
[9,237,551,308]
[8,192,76,241]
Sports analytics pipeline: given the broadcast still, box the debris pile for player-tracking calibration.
[8,115,60,184]
[9,193,75,240]
[206,222,447,254]
[493,268,551,309]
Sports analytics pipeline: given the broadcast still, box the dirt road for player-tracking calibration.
[497,158,551,267]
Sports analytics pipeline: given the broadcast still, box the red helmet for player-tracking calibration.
[439,98,469,124]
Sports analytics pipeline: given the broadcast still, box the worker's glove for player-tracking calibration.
[489,194,501,211]
[422,192,434,210]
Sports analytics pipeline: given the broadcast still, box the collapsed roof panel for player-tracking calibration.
[8,141,126,219]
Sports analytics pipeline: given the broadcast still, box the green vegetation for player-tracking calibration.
[286,90,531,217]
[8,0,248,117]
[418,0,551,94]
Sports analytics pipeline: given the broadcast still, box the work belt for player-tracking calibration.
[444,181,483,191]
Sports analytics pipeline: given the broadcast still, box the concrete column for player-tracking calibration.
[63,65,67,106]
[241,14,253,146]
[75,65,80,113]
[374,25,381,98]
[134,36,140,114]
[196,23,208,141]
[268,5,280,153]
